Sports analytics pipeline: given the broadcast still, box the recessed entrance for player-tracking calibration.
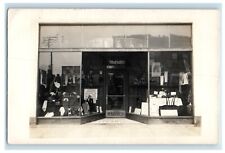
[82,52,148,118]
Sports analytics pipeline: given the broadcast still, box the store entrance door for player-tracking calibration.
[106,70,126,117]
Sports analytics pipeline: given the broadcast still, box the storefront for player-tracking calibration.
[8,8,221,144]
[38,24,193,124]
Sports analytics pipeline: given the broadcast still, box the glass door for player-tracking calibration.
[106,70,126,117]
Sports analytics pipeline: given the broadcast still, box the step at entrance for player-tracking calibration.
[106,110,126,117]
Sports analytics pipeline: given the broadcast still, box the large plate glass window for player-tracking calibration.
[149,51,193,117]
[38,52,81,117]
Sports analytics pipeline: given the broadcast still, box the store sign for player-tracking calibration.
[108,60,126,65]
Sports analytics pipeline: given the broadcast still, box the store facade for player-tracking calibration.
[38,24,193,124]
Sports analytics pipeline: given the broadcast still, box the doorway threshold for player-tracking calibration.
[86,118,141,125]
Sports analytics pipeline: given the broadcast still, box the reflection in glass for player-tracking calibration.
[40,25,192,49]
[38,25,193,120]
[83,26,125,48]
[38,52,81,117]
[149,51,193,117]
[107,97,124,110]
[40,26,83,48]
[108,72,124,95]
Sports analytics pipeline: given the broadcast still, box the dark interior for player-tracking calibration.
[82,52,148,115]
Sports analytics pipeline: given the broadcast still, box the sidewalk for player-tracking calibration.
[29,118,201,144]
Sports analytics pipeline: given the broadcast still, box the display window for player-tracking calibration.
[149,52,193,117]
[38,24,192,119]
[38,52,81,117]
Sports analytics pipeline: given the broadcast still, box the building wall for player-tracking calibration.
[8,9,220,144]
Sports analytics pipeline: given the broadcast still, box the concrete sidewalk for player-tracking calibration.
[29,118,201,144]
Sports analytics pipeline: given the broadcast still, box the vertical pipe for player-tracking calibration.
[50,51,53,74]
[147,34,149,49]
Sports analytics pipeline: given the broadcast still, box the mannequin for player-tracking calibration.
[87,94,96,113]
[179,71,191,106]
[49,81,62,116]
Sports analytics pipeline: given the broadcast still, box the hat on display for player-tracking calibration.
[54,81,60,88]
[50,92,55,96]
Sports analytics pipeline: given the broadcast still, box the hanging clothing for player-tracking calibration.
[179,72,189,85]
